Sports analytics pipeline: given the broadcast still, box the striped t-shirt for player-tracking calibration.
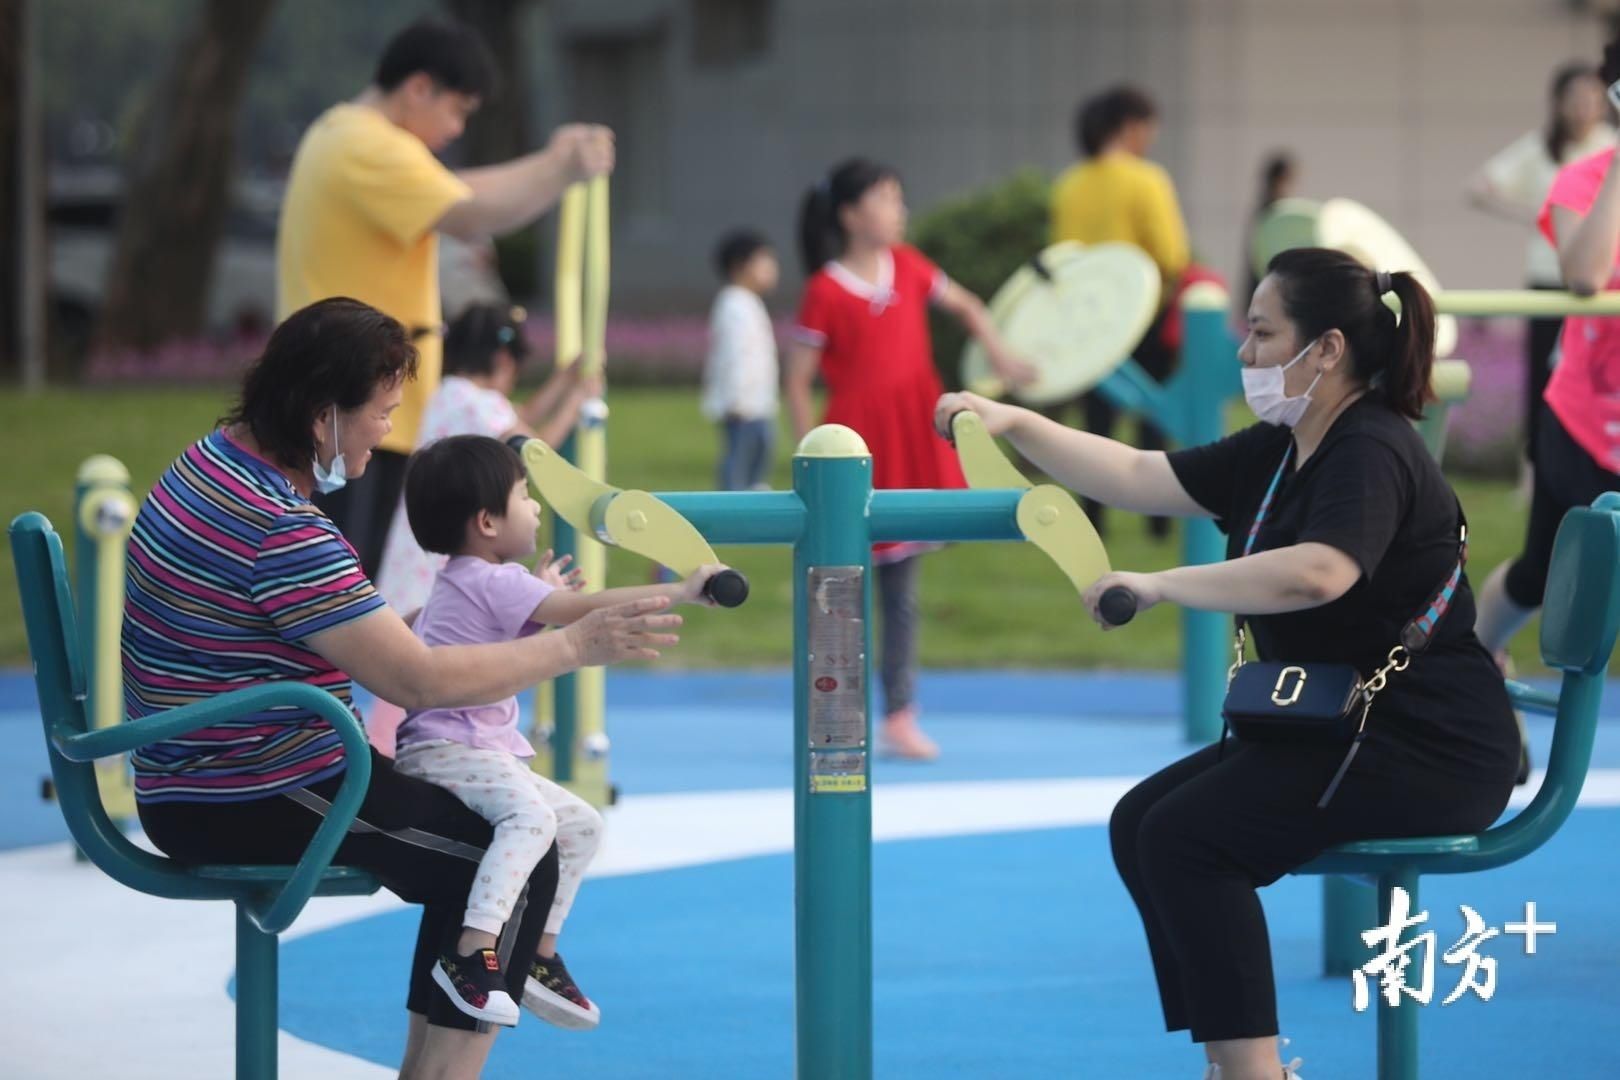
[122,429,385,803]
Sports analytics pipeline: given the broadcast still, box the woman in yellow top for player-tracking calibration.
[1049,85,1190,538]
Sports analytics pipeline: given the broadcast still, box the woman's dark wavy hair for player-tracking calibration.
[223,297,418,469]
[796,157,899,274]
[1264,248,1436,421]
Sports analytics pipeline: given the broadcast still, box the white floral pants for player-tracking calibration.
[394,740,604,936]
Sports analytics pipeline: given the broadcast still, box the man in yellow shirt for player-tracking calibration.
[278,18,613,573]
[1049,85,1189,538]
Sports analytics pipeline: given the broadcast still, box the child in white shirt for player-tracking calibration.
[700,229,780,490]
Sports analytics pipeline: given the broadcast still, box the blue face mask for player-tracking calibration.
[312,411,349,495]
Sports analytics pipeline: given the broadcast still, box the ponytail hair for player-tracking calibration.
[1383,272,1437,420]
[796,157,898,275]
[1265,247,1436,421]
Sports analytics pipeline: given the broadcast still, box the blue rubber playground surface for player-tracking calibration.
[4,668,1620,1078]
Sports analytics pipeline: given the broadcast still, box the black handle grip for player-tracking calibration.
[703,568,750,608]
[505,434,533,454]
[1098,586,1138,627]
[942,408,969,445]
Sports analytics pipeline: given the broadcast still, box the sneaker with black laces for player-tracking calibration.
[523,952,601,1030]
[432,947,520,1026]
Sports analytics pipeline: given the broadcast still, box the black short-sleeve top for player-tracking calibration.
[1167,396,1519,780]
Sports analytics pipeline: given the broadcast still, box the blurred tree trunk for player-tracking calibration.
[444,0,541,299]
[0,0,22,377]
[444,0,536,166]
[97,0,277,351]
[0,0,46,387]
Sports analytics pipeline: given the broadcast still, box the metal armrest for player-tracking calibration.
[57,681,373,935]
[1505,679,1559,717]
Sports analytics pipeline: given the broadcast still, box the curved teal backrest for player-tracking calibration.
[11,511,377,929]
[9,512,220,898]
[1540,497,1620,674]
[1468,494,1620,870]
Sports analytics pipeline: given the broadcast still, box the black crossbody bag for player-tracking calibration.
[1219,443,1468,807]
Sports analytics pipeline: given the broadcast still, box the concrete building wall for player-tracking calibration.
[534,0,1612,308]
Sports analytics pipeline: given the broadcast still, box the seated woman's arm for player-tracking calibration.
[306,598,680,712]
[935,392,1209,518]
[1084,543,1361,625]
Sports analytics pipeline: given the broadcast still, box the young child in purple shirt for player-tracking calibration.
[395,434,725,1029]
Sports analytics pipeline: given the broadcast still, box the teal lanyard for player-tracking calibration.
[1241,443,1294,558]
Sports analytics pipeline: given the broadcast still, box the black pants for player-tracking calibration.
[1505,406,1620,607]
[1524,283,1565,465]
[314,448,410,578]
[1109,738,1511,1042]
[139,748,558,1032]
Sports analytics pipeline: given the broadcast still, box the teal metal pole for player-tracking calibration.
[1179,287,1232,744]
[236,904,279,1080]
[792,426,875,1080]
[1376,869,1421,1080]
[1322,875,1377,975]
[551,431,578,784]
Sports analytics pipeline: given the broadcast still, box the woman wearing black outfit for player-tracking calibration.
[937,248,1518,1080]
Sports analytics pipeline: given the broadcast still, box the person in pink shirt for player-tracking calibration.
[369,303,597,754]
[1475,42,1620,704]
[393,434,727,1030]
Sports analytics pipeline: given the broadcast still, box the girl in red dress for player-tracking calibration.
[785,158,1035,760]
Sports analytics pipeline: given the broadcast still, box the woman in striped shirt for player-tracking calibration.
[124,297,680,1076]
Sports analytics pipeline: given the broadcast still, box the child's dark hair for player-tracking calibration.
[1075,85,1157,157]
[443,303,529,378]
[375,18,498,100]
[1264,247,1436,420]
[1257,151,1296,213]
[714,229,772,280]
[404,435,526,555]
[1546,62,1602,161]
[797,158,899,274]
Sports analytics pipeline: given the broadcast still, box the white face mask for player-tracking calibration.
[1241,337,1322,428]
[312,411,349,494]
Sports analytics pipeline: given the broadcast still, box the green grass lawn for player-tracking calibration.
[0,385,1551,673]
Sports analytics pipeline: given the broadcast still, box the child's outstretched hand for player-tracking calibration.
[992,350,1041,389]
[678,564,729,606]
[536,549,586,591]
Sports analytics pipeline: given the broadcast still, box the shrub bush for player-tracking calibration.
[910,169,1051,388]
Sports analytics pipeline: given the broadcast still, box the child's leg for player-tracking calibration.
[875,555,938,759]
[717,418,746,491]
[395,743,559,935]
[744,418,776,490]
[527,774,606,939]
[365,698,406,757]
[875,555,921,715]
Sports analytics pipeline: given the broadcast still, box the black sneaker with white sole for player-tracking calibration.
[432,947,520,1026]
[523,952,601,1030]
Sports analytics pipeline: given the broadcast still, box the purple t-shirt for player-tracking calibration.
[396,556,555,757]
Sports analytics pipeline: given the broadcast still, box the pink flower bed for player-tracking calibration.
[82,313,799,385]
[1444,318,1528,475]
